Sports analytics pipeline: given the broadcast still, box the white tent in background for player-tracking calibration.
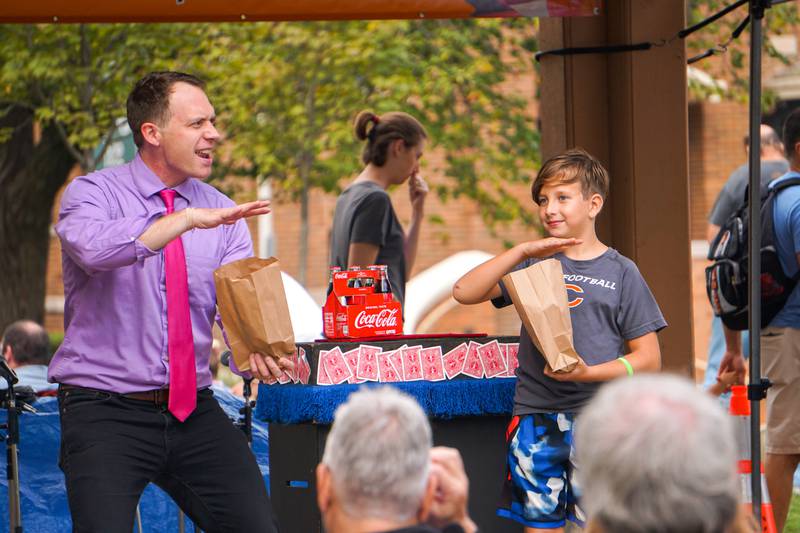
[403,251,493,334]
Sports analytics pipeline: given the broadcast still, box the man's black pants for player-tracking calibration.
[57,386,279,533]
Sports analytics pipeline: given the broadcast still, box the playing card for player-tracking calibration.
[316,349,333,385]
[442,343,468,379]
[378,350,402,382]
[506,343,520,376]
[478,340,506,378]
[420,346,445,382]
[389,346,405,377]
[357,344,381,382]
[462,341,485,379]
[277,371,291,384]
[498,344,508,376]
[322,347,351,385]
[342,347,361,384]
[401,345,423,381]
[298,348,311,384]
[289,350,300,383]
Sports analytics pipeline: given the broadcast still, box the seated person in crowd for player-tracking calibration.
[1,320,57,394]
[576,374,748,533]
[317,387,477,533]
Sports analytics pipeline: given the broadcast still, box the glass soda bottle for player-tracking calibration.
[327,266,341,297]
[377,265,393,302]
[347,266,363,305]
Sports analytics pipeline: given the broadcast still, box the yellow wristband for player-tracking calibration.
[617,356,634,377]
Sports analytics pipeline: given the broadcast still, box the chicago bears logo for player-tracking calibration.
[565,283,584,308]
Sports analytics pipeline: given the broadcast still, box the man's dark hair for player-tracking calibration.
[1,320,51,366]
[782,107,800,162]
[126,71,205,148]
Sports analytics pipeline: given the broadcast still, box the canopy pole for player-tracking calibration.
[747,0,767,524]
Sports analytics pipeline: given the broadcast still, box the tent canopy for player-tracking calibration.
[1,0,600,23]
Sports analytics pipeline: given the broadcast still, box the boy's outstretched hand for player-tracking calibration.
[543,356,595,382]
[520,237,582,259]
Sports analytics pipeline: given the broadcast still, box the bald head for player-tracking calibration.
[1,320,50,367]
[744,124,784,160]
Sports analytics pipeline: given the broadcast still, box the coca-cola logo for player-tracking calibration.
[354,308,399,329]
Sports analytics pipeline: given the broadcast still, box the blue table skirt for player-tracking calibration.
[256,378,517,425]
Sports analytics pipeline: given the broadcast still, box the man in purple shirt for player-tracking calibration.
[49,71,291,532]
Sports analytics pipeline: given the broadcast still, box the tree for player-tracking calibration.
[686,0,799,105]
[0,19,540,330]
[198,19,540,283]
[0,23,205,331]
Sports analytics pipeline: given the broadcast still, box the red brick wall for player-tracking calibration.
[688,100,749,241]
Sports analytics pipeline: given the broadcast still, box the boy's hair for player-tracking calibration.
[531,148,610,205]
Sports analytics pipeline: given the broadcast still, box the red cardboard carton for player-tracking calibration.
[322,266,403,339]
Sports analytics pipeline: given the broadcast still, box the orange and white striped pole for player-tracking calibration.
[729,385,777,533]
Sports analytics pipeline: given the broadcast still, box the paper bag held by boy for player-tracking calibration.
[502,259,579,373]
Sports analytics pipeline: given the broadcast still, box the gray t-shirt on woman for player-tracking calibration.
[493,249,667,414]
[330,181,407,308]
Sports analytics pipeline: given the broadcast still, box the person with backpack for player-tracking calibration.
[717,108,800,533]
[704,126,786,386]
[703,126,788,397]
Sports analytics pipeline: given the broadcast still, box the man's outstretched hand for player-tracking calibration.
[139,201,271,251]
[189,201,271,229]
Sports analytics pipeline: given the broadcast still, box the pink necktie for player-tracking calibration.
[159,189,196,421]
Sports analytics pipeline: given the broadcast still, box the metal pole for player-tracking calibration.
[6,381,22,533]
[747,0,766,523]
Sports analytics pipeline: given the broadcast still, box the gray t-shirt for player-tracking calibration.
[493,249,667,414]
[330,181,407,308]
[708,160,789,226]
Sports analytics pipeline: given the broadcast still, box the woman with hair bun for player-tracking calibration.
[329,110,428,310]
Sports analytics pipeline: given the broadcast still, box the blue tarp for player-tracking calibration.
[255,378,516,424]
[0,387,269,533]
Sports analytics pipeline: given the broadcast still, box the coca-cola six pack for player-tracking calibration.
[323,265,403,339]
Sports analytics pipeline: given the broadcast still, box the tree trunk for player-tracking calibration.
[298,152,310,286]
[0,106,76,333]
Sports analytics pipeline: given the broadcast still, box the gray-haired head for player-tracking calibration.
[322,386,432,522]
[576,374,739,533]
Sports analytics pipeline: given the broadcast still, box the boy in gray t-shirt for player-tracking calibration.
[453,148,666,532]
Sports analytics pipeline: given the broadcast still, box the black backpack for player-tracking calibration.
[706,176,800,330]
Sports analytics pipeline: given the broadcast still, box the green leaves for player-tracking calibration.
[206,19,540,231]
[0,20,540,229]
[0,23,210,171]
[686,1,799,107]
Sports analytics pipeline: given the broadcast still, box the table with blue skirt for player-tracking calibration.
[256,334,521,533]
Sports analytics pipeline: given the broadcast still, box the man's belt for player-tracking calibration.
[122,388,171,405]
[60,384,171,406]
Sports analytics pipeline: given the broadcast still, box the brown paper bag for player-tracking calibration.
[214,257,296,371]
[502,259,579,373]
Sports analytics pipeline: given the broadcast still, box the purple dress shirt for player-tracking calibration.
[49,154,253,393]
